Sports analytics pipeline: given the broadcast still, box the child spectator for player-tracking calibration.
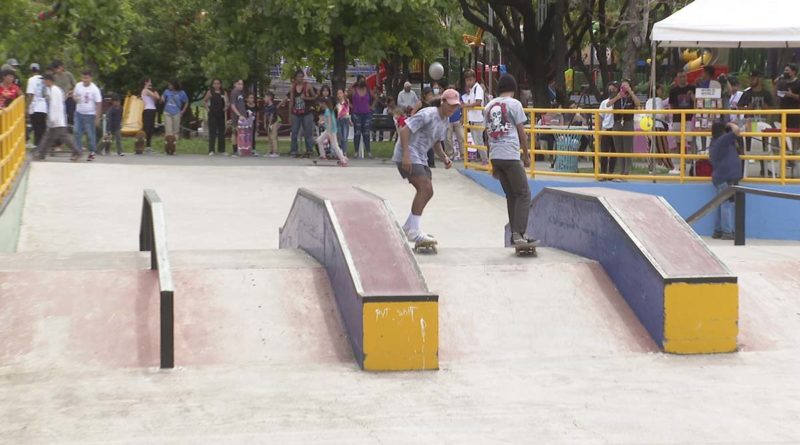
[263,92,280,158]
[246,93,259,156]
[107,93,124,156]
[0,69,22,109]
[335,88,352,157]
[315,97,347,166]
[708,121,743,240]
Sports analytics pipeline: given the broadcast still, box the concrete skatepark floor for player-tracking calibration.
[1,159,799,443]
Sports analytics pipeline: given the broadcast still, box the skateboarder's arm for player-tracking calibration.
[399,126,412,171]
[516,123,530,166]
[434,141,452,168]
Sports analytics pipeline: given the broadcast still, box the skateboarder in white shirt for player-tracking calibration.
[484,74,538,248]
[392,89,460,250]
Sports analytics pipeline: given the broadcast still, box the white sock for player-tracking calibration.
[407,214,421,232]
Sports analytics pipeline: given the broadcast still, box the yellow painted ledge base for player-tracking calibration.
[362,301,438,371]
[663,282,738,354]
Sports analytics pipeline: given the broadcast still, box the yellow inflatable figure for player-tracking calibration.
[640,115,654,132]
[683,50,713,72]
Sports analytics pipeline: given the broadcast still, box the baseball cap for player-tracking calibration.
[5,58,19,67]
[441,88,461,105]
[30,63,40,71]
[404,81,412,88]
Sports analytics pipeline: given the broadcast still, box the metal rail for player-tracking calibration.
[138,189,175,369]
[686,185,800,246]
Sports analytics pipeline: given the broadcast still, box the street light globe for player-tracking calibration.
[429,62,444,81]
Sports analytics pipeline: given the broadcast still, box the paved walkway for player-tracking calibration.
[3,158,800,443]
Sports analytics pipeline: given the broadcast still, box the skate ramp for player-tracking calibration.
[280,187,438,371]
[0,250,352,369]
[520,187,738,354]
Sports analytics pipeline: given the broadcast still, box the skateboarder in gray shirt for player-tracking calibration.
[392,89,460,248]
[484,74,538,247]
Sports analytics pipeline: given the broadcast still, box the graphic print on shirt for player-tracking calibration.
[486,102,511,139]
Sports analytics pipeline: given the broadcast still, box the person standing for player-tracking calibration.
[0,69,21,109]
[775,64,800,129]
[335,88,352,157]
[606,79,640,178]
[645,84,674,172]
[444,86,465,160]
[161,80,188,145]
[106,93,124,156]
[668,72,695,150]
[263,92,280,157]
[229,79,247,156]
[283,70,316,157]
[738,70,775,175]
[26,63,48,148]
[464,70,487,164]
[203,78,227,155]
[245,92,260,156]
[72,70,102,161]
[708,121,743,240]
[397,81,419,116]
[140,78,160,152]
[350,75,377,158]
[35,74,80,162]
[484,74,536,247]
[51,60,76,126]
[392,89,459,248]
[598,81,618,178]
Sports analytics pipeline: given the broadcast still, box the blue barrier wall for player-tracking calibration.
[462,169,800,240]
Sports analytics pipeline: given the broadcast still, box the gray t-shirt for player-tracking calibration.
[230,88,246,117]
[392,106,448,165]
[484,96,527,160]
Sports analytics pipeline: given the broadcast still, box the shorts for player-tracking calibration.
[396,162,432,181]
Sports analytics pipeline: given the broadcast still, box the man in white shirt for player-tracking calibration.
[464,69,487,163]
[598,81,618,178]
[36,74,80,161]
[26,63,48,148]
[397,81,419,115]
[72,70,103,161]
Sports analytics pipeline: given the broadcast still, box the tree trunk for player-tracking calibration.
[331,34,347,93]
[551,0,568,102]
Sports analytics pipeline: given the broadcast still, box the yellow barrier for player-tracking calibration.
[462,106,800,185]
[0,98,26,201]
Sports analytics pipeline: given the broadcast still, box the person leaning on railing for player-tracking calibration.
[606,79,640,178]
[708,121,743,240]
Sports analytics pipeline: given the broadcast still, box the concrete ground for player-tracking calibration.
[2,156,800,443]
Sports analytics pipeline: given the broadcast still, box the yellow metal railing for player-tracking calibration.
[462,107,800,185]
[0,98,26,200]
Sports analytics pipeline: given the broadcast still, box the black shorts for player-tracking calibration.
[396,162,432,181]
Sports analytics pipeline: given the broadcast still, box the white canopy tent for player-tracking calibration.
[649,0,800,96]
[652,0,800,48]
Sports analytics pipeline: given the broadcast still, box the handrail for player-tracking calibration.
[0,98,27,202]
[462,106,800,184]
[138,189,175,369]
[686,185,800,246]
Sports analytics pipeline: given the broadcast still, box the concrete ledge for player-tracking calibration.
[279,187,438,370]
[518,187,738,354]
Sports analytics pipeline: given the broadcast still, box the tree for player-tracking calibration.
[459,0,560,107]
[1,0,136,75]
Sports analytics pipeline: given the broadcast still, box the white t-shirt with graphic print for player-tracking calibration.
[484,96,526,160]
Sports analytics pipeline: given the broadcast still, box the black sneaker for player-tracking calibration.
[712,231,722,239]
[721,232,735,240]
[87,153,95,161]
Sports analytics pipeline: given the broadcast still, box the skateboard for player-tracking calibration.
[510,240,539,257]
[413,238,438,254]
[237,117,253,156]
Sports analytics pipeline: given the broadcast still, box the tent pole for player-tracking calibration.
[649,41,658,179]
